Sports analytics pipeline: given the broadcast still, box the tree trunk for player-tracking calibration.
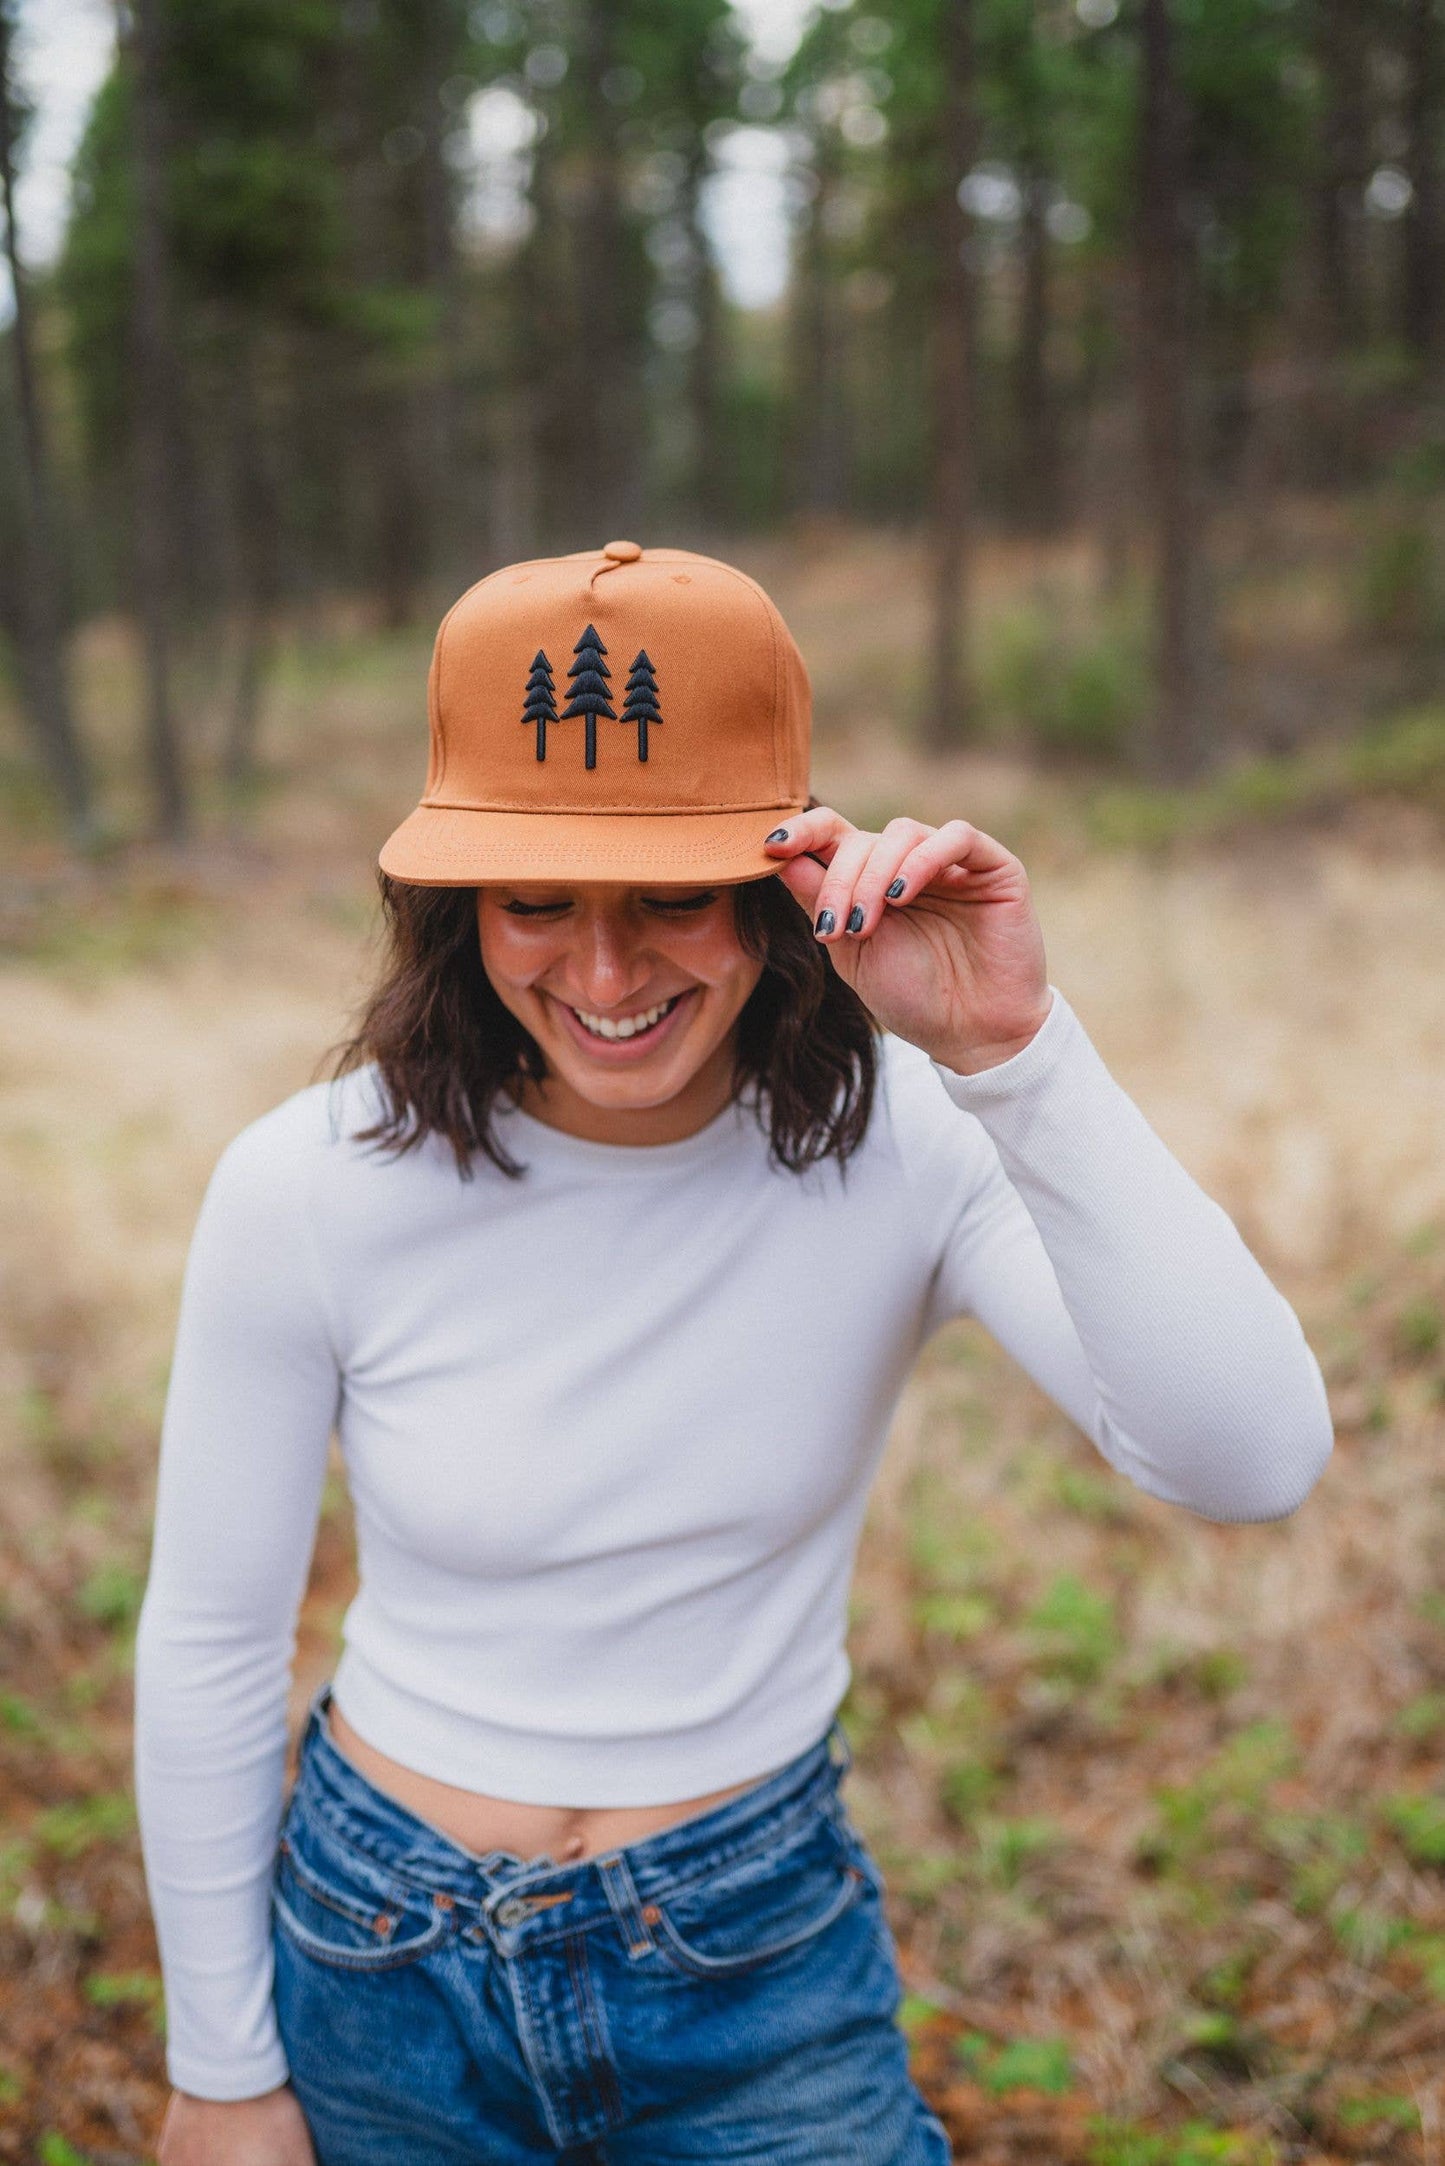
[0,10,93,840]
[1135,0,1209,780]
[1403,0,1442,365]
[417,0,468,583]
[1315,0,1368,352]
[1014,169,1057,532]
[577,0,644,535]
[925,0,977,750]
[222,326,278,802]
[124,0,190,839]
[683,145,727,532]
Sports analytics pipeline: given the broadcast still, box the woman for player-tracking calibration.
[136,542,1333,2165]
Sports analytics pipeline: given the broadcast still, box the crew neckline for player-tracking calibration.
[490,1082,761,1174]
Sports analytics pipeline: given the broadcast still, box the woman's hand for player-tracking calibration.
[158,2084,316,2166]
[763,807,1052,1073]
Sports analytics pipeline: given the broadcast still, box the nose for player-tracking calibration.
[568,907,651,1010]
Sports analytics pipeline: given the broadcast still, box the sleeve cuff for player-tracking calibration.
[165,2042,291,2103]
[929,984,1082,1108]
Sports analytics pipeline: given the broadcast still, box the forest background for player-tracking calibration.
[2,0,1445,2161]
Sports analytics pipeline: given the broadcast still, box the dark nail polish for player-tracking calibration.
[886,877,905,899]
[765,827,789,844]
[846,905,864,933]
[815,908,836,937]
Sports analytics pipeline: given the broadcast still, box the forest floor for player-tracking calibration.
[2,531,1445,2163]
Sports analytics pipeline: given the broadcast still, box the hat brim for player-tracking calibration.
[378,804,811,887]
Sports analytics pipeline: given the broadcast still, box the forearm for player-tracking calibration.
[933,987,1334,1522]
[134,1600,296,2098]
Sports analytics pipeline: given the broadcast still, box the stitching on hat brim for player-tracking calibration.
[377,803,807,884]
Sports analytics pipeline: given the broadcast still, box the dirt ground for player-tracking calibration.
[2,560,1444,2162]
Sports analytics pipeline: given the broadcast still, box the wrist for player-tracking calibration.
[936,993,1055,1076]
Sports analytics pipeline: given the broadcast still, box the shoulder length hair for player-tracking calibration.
[324,868,881,1180]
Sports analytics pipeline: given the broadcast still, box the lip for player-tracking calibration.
[547,987,699,1061]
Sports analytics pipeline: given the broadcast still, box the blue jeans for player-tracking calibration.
[271,1681,952,2162]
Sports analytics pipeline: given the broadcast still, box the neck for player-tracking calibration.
[511,1034,741,1146]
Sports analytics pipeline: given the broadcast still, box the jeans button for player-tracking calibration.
[496,1897,530,1927]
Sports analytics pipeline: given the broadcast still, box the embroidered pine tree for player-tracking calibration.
[560,623,615,769]
[520,650,558,761]
[620,650,662,761]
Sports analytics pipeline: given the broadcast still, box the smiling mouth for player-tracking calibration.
[563,992,689,1044]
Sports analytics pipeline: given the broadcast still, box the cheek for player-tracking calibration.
[477,912,554,993]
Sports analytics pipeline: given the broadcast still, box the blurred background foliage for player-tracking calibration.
[2,0,1445,845]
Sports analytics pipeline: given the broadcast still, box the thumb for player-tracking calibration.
[772,852,827,921]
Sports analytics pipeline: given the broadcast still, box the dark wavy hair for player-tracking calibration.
[322,865,881,1180]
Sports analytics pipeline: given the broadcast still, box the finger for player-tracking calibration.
[836,816,935,938]
[760,804,855,870]
[883,819,1016,906]
[808,825,882,942]
[773,850,828,917]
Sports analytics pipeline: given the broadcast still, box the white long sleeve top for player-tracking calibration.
[132,985,1333,2099]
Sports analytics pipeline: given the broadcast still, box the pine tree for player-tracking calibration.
[560,622,615,769]
[620,649,662,761]
[520,648,558,760]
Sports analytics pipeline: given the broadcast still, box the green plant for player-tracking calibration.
[32,1790,136,1860]
[76,1560,146,1632]
[1335,2092,1422,2131]
[1264,1809,1370,1916]
[913,1591,995,1642]
[1049,1463,1136,1526]
[896,1993,943,2039]
[939,1756,1000,1824]
[1085,2116,1275,2164]
[1332,1904,1417,1964]
[973,1815,1061,1888]
[1139,1722,1297,1875]
[83,1970,166,2034]
[37,2137,92,2166]
[1169,2009,1260,2078]
[0,1692,44,1737]
[1395,1692,1445,1741]
[1384,1791,1445,1867]
[1024,1573,1119,1686]
[1353,510,1445,645]
[1393,1298,1443,1362]
[978,599,1144,762]
[955,2031,1075,2095]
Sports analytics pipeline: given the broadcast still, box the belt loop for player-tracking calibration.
[826,1718,853,1778]
[596,1852,656,1961]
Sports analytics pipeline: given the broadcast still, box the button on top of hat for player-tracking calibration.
[601,539,642,562]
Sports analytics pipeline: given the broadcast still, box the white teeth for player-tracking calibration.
[572,995,679,1041]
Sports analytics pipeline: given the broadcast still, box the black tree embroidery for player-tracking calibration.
[560,623,615,770]
[519,649,558,761]
[620,650,662,761]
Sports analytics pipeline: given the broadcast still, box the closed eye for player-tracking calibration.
[643,890,719,913]
[501,891,719,917]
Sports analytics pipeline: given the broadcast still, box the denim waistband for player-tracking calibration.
[288,1680,855,1946]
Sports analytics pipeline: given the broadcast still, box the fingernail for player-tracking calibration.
[886,877,905,899]
[815,908,836,937]
[765,827,789,844]
[846,905,864,933]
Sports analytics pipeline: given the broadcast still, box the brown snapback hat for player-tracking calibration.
[378,540,812,886]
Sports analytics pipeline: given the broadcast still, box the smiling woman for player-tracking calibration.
[133,542,1332,2166]
[325,857,878,1164]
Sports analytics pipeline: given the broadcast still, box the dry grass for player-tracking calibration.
[2,532,1444,2162]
